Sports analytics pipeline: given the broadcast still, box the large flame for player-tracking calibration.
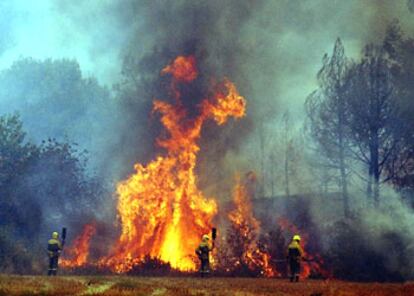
[101,55,246,272]
[228,173,277,277]
[60,223,96,268]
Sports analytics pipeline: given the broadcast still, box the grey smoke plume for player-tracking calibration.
[0,0,413,181]
[1,0,414,278]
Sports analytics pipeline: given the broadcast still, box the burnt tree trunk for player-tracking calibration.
[338,94,349,217]
[339,144,349,217]
[371,131,380,206]
[367,164,373,199]
[283,112,290,198]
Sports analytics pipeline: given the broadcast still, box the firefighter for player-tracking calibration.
[195,234,213,277]
[47,231,63,276]
[287,234,303,282]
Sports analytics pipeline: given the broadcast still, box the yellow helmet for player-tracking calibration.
[202,234,210,242]
[293,234,301,241]
[52,232,59,239]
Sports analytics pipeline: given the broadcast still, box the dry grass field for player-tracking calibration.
[1,275,414,296]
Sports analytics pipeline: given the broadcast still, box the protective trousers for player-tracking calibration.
[289,259,300,282]
[48,256,59,276]
[200,258,210,277]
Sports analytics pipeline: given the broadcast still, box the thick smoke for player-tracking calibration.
[109,0,267,193]
[1,0,413,183]
[1,0,414,278]
[104,1,414,280]
[101,0,414,198]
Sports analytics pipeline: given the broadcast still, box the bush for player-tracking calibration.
[324,219,406,282]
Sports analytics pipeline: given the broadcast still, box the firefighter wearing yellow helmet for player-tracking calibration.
[47,231,63,276]
[195,234,213,277]
[287,234,303,282]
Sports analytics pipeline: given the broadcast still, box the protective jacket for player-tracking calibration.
[287,240,303,262]
[196,238,213,276]
[47,236,62,276]
[287,240,303,282]
[47,238,62,258]
[196,241,213,260]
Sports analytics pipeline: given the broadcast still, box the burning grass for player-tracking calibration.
[54,55,342,281]
[55,55,333,279]
[97,55,246,273]
[0,275,414,295]
[60,174,329,279]
[60,223,96,268]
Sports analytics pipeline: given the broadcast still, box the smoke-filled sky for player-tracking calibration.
[0,0,414,280]
[1,0,413,109]
[0,0,413,181]
[2,1,414,278]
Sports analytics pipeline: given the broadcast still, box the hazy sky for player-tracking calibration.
[0,0,129,83]
[1,0,413,119]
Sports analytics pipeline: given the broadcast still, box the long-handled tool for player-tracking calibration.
[61,227,67,247]
[272,259,288,263]
[212,227,217,248]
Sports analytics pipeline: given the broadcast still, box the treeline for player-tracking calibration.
[250,21,414,282]
[255,22,414,206]
[0,114,105,273]
[0,58,116,274]
[0,58,119,174]
[301,22,414,281]
[306,21,414,216]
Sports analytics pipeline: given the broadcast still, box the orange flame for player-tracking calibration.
[100,55,246,272]
[60,223,96,268]
[161,55,197,82]
[278,217,328,279]
[228,173,277,277]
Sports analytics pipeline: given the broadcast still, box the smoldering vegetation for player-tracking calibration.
[0,58,119,273]
[0,0,414,282]
[251,22,414,281]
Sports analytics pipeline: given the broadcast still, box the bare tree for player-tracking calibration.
[305,38,351,217]
[345,44,408,205]
[283,111,291,197]
[269,151,276,197]
[267,111,304,197]
[407,0,414,13]
[258,120,267,198]
[383,22,414,192]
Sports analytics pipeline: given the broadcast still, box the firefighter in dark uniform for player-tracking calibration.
[287,234,303,282]
[47,231,62,276]
[195,234,213,277]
